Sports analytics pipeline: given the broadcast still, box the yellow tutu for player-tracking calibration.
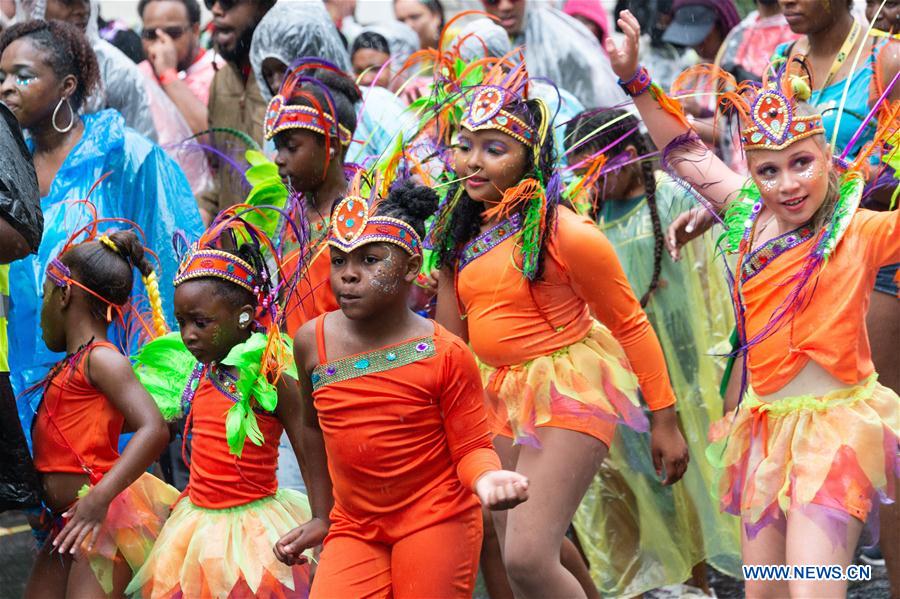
[478,322,646,447]
[126,489,312,598]
[708,375,899,538]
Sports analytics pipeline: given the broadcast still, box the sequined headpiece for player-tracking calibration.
[264,57,359,147]
[461,85,536,145]
[174,247,259,292]
[327,178,423,257]
[739,87,825,151]
[264,96,353,144]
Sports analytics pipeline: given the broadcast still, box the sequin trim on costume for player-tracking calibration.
[209,365,272,415]
[741,224,816,282]
[458,214,522,272]
[311,337,436,390]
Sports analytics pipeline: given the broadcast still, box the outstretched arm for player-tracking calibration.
[606,10,746,212]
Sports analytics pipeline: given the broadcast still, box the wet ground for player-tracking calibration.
[0,511,891,598]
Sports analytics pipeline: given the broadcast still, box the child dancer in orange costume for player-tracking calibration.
[275,179,529,598]
[127,208,313,598]
[423,60,689,597]
[609,10,899,597]
[25,227,175,598]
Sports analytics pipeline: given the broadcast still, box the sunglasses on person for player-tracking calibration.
[482,0,521,6]
[204,0,245,10]
[141,26,189,41]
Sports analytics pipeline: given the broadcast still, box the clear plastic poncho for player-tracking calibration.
[15,0,158,141]
[249,1,414,167]
[515,5,628,109]
[572,173,742,596]
[8,109,204,440]
[362,20,421,68]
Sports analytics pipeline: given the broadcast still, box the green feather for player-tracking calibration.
[133,333,198,421]
[718,181,759,254]
[242,150,289,239]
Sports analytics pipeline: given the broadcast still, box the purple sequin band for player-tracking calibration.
[47,258,71,288]
[741,223,816,282]
[458,213,522,272]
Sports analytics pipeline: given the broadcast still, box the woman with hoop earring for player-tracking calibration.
[0,19,202,419]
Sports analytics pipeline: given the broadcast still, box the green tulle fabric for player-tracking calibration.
[572,173,742,595]
[133,332,297,457]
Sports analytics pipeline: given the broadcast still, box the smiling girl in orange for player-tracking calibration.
[423,59,688,597]
[608,9,899,598]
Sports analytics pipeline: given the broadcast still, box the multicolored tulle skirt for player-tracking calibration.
[29,472,178,595]
[478,323,647,447]
[708,375,899,542]
[126,489,312,598]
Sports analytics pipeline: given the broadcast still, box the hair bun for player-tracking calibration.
[388,179,439,221]
[108,230,153,277]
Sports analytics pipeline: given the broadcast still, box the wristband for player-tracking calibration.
[158,68,179,86]
[619,65,652,97]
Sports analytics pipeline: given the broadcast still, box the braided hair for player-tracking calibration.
[433,98,558,280]
[565,109,664,307]
[60,230,166,333]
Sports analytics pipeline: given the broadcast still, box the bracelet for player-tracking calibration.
[619,65,652,97]
[158,68,179,86]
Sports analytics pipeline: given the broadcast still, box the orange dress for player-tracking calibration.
[284,220,339,337]
[455,206,675,445]
[709,208,900,532]
[310,317,500,598]
[30,340,178,594]
[127,371,312,599]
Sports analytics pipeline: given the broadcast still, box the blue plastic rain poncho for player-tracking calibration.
[8,109,203,434]
[15,0,158,141]
[249,0,414,166]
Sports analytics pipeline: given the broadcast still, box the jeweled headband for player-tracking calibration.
[328,195,423,256]
[461,86,536,145]
[264,95,353,144]
[174,247,258,293]
[739,87,825,151]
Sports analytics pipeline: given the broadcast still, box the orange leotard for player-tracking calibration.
[32,341,124,478]
[456,206,675,410]
[311,317,500,542]
[284,227,339,337]
[185,370,283,509]
[742,208,900,395]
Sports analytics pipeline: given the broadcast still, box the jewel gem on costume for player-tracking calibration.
[740,87,825,151]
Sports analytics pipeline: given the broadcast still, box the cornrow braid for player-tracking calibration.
[634,134,664,308]
[142,271,168,337]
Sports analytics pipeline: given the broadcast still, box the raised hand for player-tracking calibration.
[605,10,643,81]
[666,207,716,261]
[475,470,529,511]
[273,517,329,566]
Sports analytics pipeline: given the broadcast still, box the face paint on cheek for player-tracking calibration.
[797,161,823,181]
[368,253,402,295]
[758,177,778,195]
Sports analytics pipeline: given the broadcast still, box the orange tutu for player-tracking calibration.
[77,472,179,594]
[479,323,648,447]
[126,489,312,599]
[707,375,899,537]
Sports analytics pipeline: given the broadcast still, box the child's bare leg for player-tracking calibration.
[65,550,132,599]
[785,506,863,599]
[25,543,70,599]
[741,513,788,599]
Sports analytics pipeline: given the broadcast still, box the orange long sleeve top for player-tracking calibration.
[185,372,282,509]
[742,208,900,395]
[32,341,123,477]
[311,320,500,540]
[456,206,676,411]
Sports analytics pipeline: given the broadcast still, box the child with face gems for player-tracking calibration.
[274,179,529,598]
[26,229,175,598]
[609,9,899,598]
[126,208,313,599]
[423,59,688,598]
